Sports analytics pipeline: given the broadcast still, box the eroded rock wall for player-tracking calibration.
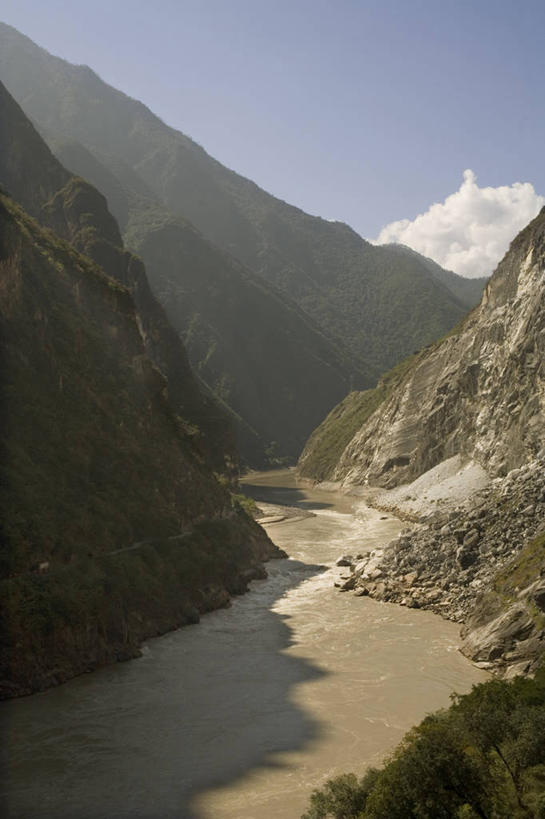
[331,209,545,488]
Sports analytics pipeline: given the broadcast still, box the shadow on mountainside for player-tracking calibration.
[0,557,327,819]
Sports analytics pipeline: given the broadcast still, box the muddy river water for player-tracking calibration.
[1,469,487,818]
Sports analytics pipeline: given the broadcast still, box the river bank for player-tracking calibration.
[1,509,281,700]
[1,469,488,819]
[311,456,545,678]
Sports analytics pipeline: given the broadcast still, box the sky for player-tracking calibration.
[2,0,545,276]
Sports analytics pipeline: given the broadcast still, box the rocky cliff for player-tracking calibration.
[337,456,545,675]
[304,210,545,675]
[302,208,545,488]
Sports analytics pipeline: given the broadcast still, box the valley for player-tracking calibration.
[0,9,544,817]
[0,471,487,819]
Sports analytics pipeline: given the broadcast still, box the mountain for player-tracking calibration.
[383,242,488,308]
[0,37,374,466]
[298,209,545,676]
[48,138,368,465]
[0,82,282,697]
[300,208,545,488]
[0,78,236,474]
[0,22,482,379]
[124,202,368,463]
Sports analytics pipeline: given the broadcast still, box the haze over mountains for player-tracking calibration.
[2,12,545,815]
[0,21,487,464]
[0,79,286,696]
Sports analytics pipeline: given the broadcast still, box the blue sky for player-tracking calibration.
[2,0,544,255]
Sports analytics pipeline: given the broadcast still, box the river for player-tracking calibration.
[1,469,487,818]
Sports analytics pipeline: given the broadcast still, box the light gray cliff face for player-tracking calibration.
[333,209,545,488]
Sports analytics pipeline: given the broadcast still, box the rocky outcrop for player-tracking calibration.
[305,207,545,677]
[338,456,545,675]
[299,209,545,488]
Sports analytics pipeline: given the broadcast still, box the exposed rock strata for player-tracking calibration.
[312,208,545,488]
[301,209,545,676]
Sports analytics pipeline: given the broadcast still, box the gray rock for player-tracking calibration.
[532,584,545,612]
[456,546,477,569]
[463,530,480,549]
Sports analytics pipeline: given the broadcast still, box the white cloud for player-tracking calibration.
[375,170,545,278]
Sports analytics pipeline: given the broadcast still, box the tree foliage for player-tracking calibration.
[303,669,545,818]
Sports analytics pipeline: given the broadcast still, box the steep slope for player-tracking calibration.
[300,211,545,675]
[0,191,278,698]
[0,80,236,472]
[383,243,488,309]
[0,22,473,373]
[302,208,545,488]
[50,139,368,464]
[297,356,417,482]
[0,83,283,697]
[124,205,368,463]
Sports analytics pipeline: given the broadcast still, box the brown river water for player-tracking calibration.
[1,469,487,818]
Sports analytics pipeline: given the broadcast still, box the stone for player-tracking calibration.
[463,530,480,549]
[532,584,545,612]
[456,546,477,569]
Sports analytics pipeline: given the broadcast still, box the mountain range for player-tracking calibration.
[0,21,487,464]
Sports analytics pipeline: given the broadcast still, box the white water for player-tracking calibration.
[1,469,487,819]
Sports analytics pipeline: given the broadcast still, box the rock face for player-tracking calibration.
[302,208,545,676]
[311,207,545,488]
[336,456,545,676]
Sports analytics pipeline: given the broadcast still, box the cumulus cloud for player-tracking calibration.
[375,170,544,278]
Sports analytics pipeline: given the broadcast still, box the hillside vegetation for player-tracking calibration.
[298,355,417,481]
[0,21,484,380]
[0,84,281,697]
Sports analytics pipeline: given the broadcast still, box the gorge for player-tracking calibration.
[0,471,488,819]
[0,14,544,819]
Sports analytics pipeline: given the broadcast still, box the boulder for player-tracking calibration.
[461,603,535,663]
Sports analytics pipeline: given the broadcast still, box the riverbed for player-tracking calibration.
[1,469,487,818]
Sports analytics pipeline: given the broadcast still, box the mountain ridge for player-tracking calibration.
[0,20,485,378]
